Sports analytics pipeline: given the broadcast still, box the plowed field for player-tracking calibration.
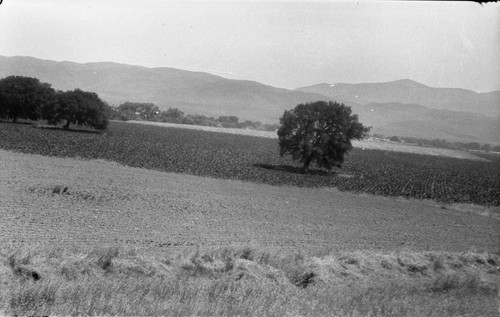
[1,149,498,254]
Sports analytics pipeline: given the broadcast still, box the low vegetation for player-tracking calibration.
[373,134,500,154]
[0,246,498,316]
[0,121,498,205]
[109,102,280,131]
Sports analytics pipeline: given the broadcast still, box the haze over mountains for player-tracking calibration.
[1,55,498,145]
[296,80,499,117]
[0,56,329,123]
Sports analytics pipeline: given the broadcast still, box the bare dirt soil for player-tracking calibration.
[1,149,498,255]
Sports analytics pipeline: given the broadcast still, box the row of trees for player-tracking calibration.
[372,134,500,153]
[0,76,109,130]
[109,102,280,131]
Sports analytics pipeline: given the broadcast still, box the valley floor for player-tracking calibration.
[125,120,486,161]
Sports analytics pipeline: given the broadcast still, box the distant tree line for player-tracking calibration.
[0,76,278,132]
[371,133,500,153]
[0,76,109,130]
[108,102,280,131]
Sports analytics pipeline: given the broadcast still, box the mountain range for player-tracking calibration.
[296,80,498,117]
[0,55,498,145]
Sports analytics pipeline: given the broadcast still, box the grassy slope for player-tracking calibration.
[0,245,499,316]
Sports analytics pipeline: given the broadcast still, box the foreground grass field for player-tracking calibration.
[0,121,499,205]
[1,245,499,316]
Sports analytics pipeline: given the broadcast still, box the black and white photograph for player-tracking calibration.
[0,0,499,316]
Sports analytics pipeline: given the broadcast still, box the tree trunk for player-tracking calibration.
[300,156,312,173]
[63,120,71,129]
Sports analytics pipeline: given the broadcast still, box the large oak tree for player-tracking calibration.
[278,101,370,172]
[42,89,109,130]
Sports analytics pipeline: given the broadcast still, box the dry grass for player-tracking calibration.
[0,246,498,316]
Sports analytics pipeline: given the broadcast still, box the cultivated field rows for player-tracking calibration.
[1,149,498,255]
[127,120,485,161]
[2,121,497,206]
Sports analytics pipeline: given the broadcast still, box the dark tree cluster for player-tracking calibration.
[0,76,55,123]
[114,102,161,121]
[42,89,109,130]
[108,102,280,131]
[0,76,109,130]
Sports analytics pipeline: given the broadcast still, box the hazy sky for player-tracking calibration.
[0,0,499,92]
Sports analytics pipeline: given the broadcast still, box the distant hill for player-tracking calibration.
[1,55,498,145]
[296,79,499,117]
[0,55,330,123]
[351,102,500,145]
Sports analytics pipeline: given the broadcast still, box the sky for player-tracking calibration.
[0,0,499,92]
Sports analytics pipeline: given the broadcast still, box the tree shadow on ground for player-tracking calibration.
[34,125,103,134]
[253,163,335,176]
[1,120,104,134]
[0,119,33,125]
